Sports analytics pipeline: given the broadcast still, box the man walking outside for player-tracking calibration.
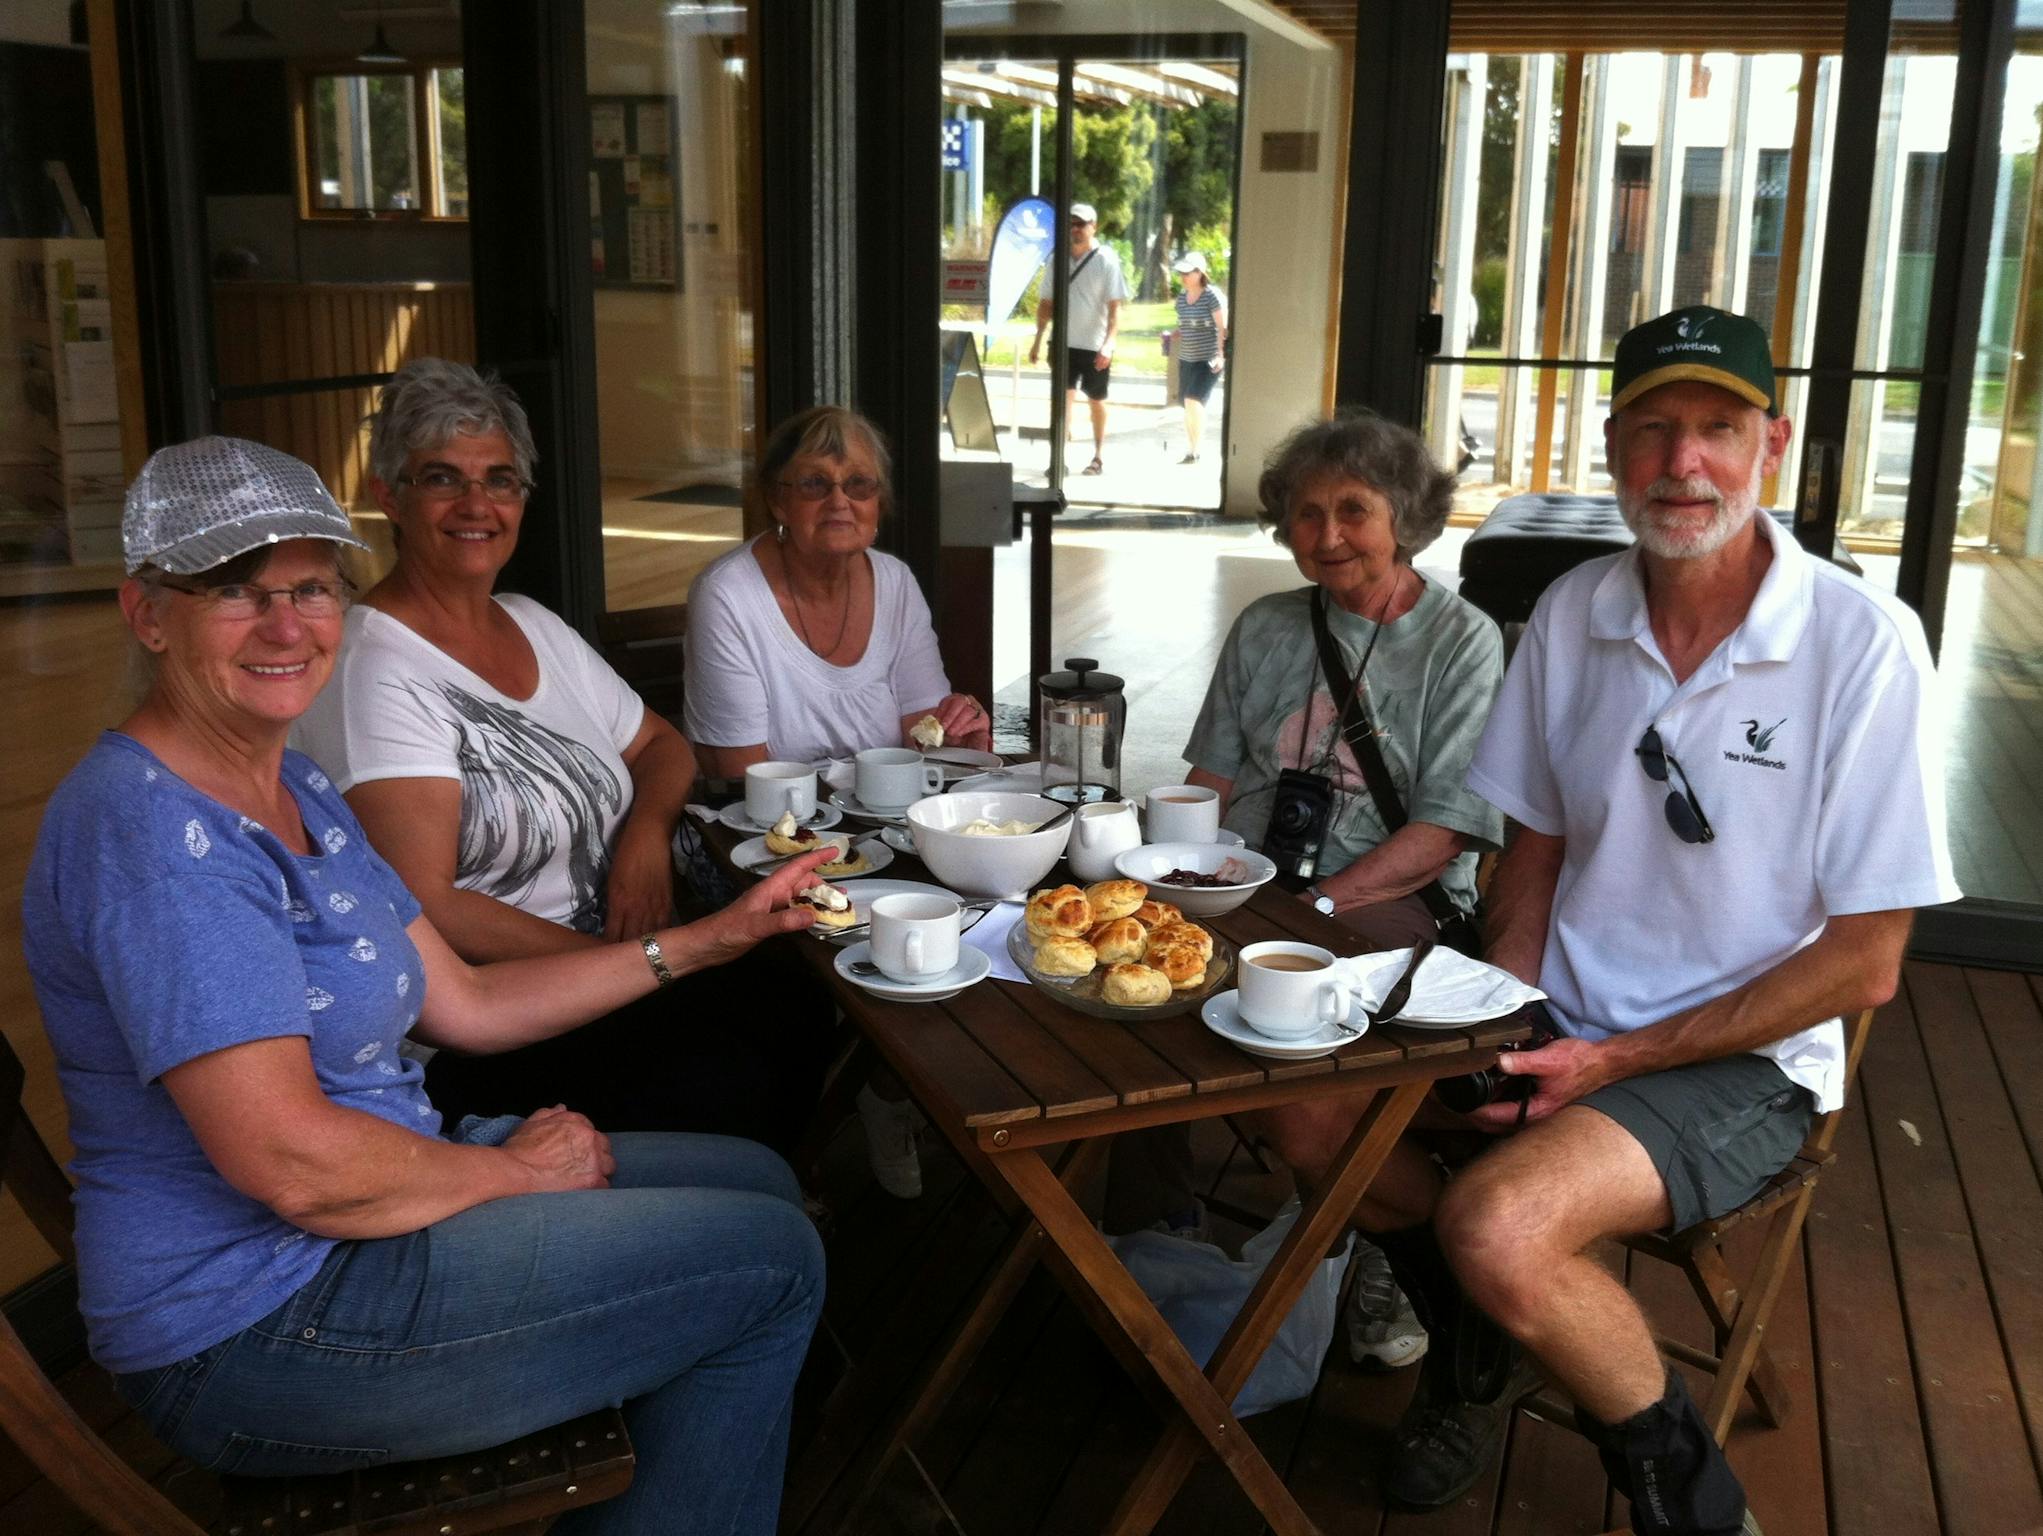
[1028,201,1128,476]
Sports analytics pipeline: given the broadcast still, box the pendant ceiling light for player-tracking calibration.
[220,0,275,42]
[358,2,406,65]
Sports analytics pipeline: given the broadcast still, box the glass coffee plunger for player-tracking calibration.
[1038,657,1125,806]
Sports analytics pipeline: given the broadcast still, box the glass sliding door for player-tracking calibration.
[585,0,754,616]
[1421,48,1838,521]
[1933,36,2043,907]
[939,39,1242,513]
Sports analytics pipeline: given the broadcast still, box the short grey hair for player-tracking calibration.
[756,406,894,515]
[1257,409,1456,560]
[367,358,538,487]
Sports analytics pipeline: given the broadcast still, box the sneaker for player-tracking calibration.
[857,1083,921,1199]
[1146,1199,1213,1245]
[1380,1355,1541,1510]
[1345,1237,1428,1371]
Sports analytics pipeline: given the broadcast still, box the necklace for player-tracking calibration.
[785,551,853,659]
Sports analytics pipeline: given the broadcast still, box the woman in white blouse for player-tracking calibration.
[685,407,990,1198]
[685,406,991,774]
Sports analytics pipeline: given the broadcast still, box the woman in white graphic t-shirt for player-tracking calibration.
[295,359,831,1147]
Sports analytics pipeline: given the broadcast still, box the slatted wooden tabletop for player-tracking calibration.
[748,835,1530,1151]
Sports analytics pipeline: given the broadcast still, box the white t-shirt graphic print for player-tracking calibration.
[294,595,645,934]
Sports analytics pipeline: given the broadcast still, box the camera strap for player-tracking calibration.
[1309,587,1469,936]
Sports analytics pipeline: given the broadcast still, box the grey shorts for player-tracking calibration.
[1579,1055,1815,1232]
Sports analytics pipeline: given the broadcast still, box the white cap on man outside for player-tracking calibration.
[1069,202,1097,224]
[1172,252,1209,275]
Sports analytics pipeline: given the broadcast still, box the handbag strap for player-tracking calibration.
[1309,587,1465,929]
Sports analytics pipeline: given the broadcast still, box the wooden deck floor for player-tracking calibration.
[17,960,2032,1534]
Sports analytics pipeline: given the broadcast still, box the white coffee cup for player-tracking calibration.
[1237,941,1351,1040]
[857,747,944,811]
[1145,784,1222,844]
[870,892,962,982]
[745,760,817,826]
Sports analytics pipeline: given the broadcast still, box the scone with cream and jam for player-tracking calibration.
[792,878,857,929]
[909,714,945,750]
[764,809,821,856]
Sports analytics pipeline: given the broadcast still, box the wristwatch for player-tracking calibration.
[1303,884,1337,917]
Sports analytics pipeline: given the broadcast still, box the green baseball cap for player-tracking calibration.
[1611,304,1777,416]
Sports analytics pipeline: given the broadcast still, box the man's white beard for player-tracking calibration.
[1617,458,1763,560]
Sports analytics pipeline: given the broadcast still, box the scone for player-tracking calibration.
[764,810,821,856]
[816,841,870,878]
[1132,899,1183,930]
[1033,936,1098,976]
[792,879,857,929]
[1102,962,1171,1007]
[1084,878,1147,923]
[910,713,945,750]
[1149,920,1213,962]
[1086,916,1147,965]
[1145,938,1206,990]
[1025,884,1093,941]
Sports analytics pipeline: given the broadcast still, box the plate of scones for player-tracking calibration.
[1006,878,1234,1020]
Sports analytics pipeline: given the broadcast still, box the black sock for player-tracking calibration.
[1579,1370,1748,1535]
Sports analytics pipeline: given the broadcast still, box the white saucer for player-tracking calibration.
[923,747,1004,774]
[833,941,991,1002]
[717,802,843,835]
[728,834,892,879]
[826,786,915,823]
[1200,990,1358,1060]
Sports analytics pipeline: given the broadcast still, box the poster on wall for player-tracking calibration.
[588,94,682,291]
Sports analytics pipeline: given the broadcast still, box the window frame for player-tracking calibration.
[290,57,468,223]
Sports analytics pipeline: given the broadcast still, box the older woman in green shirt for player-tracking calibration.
[1107,409,1504,1381]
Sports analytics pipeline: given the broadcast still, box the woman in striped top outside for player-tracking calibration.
[1171,251,1229,465]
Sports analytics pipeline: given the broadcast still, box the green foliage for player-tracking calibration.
[1472,254,1508,347]
[1476,56,1521,265]
[436,68,468,216]
[974,94,1235,247]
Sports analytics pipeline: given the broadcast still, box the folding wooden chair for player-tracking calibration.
[1526,1006,1877,1447]
[0,1029,634,1536]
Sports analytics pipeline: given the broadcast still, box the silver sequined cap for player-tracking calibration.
[123,436,370,576]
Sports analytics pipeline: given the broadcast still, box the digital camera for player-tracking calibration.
[1261,767,1336,886]
[1432,1006,1562,1113]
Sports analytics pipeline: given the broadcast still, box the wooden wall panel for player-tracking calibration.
[209,282,474,505]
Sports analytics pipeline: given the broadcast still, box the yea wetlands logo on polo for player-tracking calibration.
[1724,718,1787,771]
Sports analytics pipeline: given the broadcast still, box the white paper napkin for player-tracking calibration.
[964,901,1030,982]
[1331,947,1545,1024]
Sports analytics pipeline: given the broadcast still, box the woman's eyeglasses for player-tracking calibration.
[157,576,353,621]
[1635,726,1716,844]
[779,474,881,503]
[396,468,531,503]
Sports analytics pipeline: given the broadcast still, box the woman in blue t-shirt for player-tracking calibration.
[22,438,832,1536]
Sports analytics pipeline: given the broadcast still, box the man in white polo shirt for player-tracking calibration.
[1027,201,1129,476]
[1370,305,1956,1533]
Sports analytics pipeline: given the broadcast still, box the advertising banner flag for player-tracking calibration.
[985,196,1056,326]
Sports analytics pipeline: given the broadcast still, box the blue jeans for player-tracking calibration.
[114,1133,824,1536]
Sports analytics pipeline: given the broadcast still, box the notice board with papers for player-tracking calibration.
[587,94,683,291]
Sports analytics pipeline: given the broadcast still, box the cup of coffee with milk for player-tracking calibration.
[1236,941,1351,1039]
